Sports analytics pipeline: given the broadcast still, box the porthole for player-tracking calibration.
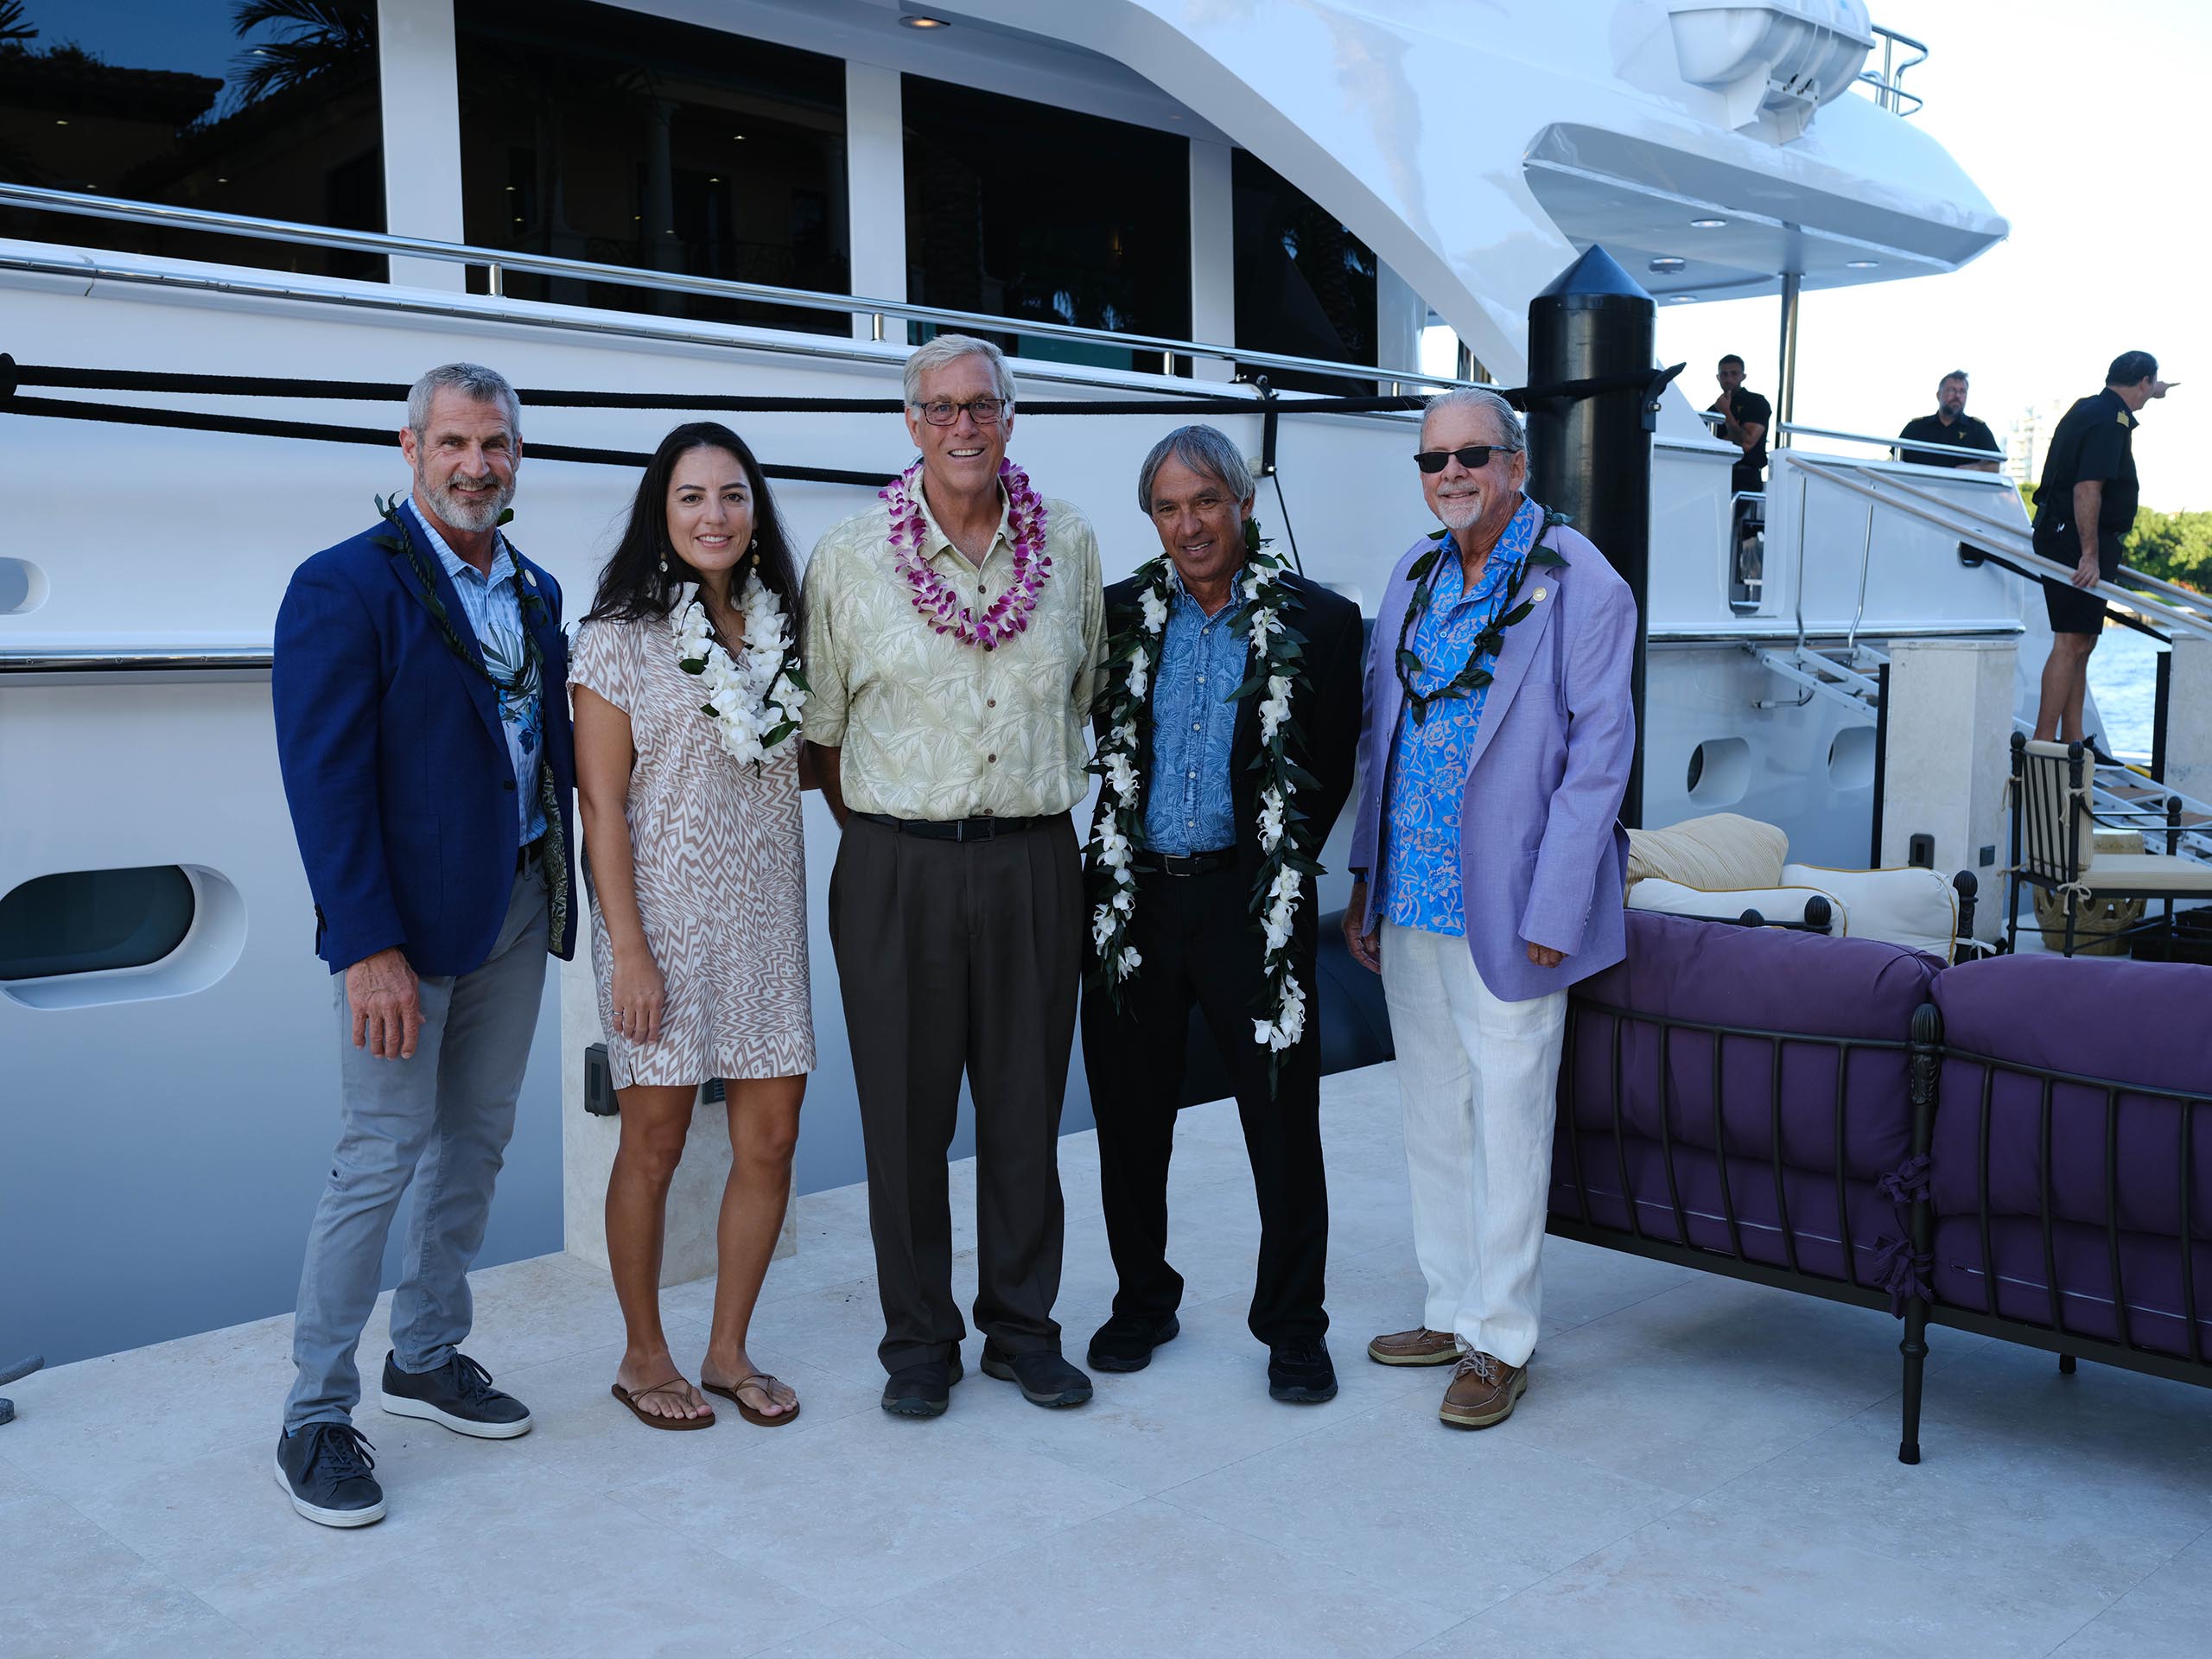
[0,556,47,615]
[1685,737,1751,808]
[1827,726,1877,791]
[0,865,245,1009]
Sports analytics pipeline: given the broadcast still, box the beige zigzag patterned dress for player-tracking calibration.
[572,615,814,1088]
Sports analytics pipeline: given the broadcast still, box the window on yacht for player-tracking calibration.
[454,0,849,335]
[0,0,385,279]
[901,73,1191,374]
[1231,150,1378,394]
[0,866,195,982]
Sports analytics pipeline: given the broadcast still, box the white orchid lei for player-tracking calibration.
[669,575,808,769]
[1084,526,1319,1081]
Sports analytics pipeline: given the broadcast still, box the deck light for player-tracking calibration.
[1688,217,1726,229]
[1649,257,1686,273]
[900,13,951,26]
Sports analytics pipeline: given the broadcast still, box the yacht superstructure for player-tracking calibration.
[2,0,2086,1367]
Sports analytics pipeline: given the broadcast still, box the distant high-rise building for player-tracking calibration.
[2004,401,2064,489]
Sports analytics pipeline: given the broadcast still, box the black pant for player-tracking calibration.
[829,813,1081,1372]
[2036,518,2121,635]
[1079,863,1329,1344]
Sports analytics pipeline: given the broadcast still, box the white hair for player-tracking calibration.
[1421,386,1522,451]
[406,362,521,440]
[903,333,1017,410]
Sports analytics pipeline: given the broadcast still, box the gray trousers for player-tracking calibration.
[285,867,549,1429]
[829,813,1080,1373]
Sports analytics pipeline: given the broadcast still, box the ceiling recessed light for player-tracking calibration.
[1846,258,1879,269]
[731,133,746,141]
[1669,294,1698,303]
[709,176,721,182]
[54,118,67,126]
[1688,217,1726,229]
[900,13,950,26]
[216,176,229,183]
[1648,256,1686,273]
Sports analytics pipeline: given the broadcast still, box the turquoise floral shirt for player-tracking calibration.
[1381,495,1541,936]
[406,500,546,845]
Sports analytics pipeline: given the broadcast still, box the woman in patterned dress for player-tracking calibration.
[571,423,814,1428]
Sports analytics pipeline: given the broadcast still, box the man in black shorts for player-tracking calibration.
[2031,350,2172,742]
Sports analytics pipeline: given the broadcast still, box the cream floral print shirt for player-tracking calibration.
[800,482,1106,821]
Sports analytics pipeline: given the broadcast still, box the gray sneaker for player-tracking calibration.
[274,1423,385,1528]
[378,1351,532,1439]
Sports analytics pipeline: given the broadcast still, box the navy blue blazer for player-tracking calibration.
[272,510,578,977]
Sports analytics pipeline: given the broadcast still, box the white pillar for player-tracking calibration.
[1881,638,2019,940]
[2165,634,2212,807]
[1188,137,1236,381]
[559,949,796,1284]
[1375,260,1422,377]
[845,60,906,343]
[375,0,467,292]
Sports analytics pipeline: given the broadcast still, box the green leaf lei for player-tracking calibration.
[1084,519,1319,1085]
[370,495,570,955]
[1394,506,1569,727]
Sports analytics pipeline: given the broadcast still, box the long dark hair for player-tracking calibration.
[585,422,804,640]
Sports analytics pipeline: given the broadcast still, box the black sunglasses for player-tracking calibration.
[1414,445,1509,474]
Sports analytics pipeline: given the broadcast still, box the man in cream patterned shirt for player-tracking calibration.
[803,334,1105,1420]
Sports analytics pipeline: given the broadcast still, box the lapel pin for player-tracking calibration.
[1534,587,1548,602]
[523,569,537,588]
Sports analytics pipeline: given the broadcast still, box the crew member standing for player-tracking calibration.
[1897,371,2001,471]
[1708,354,1771,497]
[2031,350,2172,742]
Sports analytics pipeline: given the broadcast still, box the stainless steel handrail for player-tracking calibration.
[0,647,274,674]
[1788,455,2212,644]
[0,181,1475,396]
[1856,22,1929,116]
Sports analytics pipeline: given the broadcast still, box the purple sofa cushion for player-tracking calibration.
[1932,1215,2211,1363]
[1929,955,2212,1240]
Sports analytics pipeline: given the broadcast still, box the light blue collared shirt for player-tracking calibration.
[1382,496,1541,935]
[406,499,546,845]
[1142,573,1246,855]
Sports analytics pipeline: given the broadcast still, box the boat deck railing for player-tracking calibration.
[0,181,1474,401]
[1856,23,1929,117]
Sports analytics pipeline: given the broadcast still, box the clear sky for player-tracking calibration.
[1654,0,2211,511]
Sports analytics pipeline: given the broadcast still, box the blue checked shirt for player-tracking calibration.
[1382,496,1541,935]
[1141,574,1246,855]
[406,500,546,845]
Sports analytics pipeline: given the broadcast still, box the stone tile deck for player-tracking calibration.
[5,1064,2208,1658]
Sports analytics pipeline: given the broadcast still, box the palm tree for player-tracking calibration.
[227,0,373,105]
[0,1,38,51]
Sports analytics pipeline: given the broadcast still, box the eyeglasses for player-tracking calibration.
[1414,444,1512,474]
[913,397,1008,427]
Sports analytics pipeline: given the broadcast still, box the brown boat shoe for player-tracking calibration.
[1366,1326,1461,1367]
[1440,1351,1527,1429]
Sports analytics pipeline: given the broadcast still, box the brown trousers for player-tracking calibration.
[828,812,1081,1372]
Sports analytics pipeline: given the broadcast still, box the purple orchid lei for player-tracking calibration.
[881,456,1052,651]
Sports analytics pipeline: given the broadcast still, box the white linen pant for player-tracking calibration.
[1380,920,1568,1368]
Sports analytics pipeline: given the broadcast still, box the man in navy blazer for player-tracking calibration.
[270,363,576,1528]
[1342,387,1635,1431]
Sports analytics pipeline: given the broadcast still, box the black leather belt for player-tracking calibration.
[855,811,1048,842]
[515,836,543,874]
[1134,848,1236,877]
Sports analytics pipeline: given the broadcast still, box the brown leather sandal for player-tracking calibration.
[702,1373,800,1427]
[610,1376,717,1430]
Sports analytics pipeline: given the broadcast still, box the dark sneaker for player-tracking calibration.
[1268,1337,1339,1404]
[378,1351,532,1440]
[1086,1313,1180,1373]
[274,1423,385,1528]
[981,1343,1093,1408]
[881,1353,963,1418]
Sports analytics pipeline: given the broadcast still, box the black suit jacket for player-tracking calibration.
[1091,567,1363,959]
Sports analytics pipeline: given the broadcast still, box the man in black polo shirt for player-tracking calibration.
[1708,354,1771,495]
[2031,350,2173,741]
[1898,371,2001,470]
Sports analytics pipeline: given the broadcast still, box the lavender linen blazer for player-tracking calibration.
[1347,518,1637,1001]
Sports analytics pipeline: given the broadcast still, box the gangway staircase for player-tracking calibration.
[1755,456,2212,868]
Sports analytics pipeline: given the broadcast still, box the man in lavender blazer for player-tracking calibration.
[1341,387,1636,1429]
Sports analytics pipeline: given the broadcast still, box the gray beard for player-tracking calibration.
[418,471,514,533]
